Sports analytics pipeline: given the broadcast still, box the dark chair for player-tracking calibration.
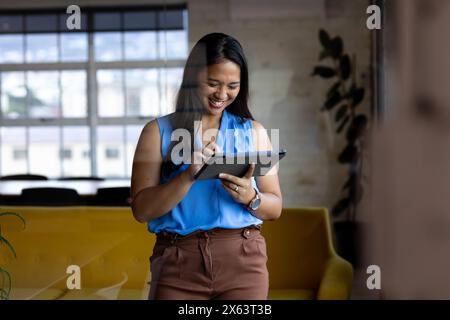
[0,174,48,181]
[57,176,105,181]
[94,187,131,206]
[19,187,82,206]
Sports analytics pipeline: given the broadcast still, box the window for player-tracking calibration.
[0,127,27,175]
[13,148,27,160]
[0,6,187,178]
[105,148,119,159]
[60,149,72,159]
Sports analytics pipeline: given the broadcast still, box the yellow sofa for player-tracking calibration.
[0,206,352,300]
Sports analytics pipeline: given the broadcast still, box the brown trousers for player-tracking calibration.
[148,225,269,300]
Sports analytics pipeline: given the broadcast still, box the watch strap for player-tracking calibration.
[247,187,260,211]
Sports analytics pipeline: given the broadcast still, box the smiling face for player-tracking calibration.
[197,59,241,117]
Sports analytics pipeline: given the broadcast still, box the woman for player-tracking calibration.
[130,33,282,300]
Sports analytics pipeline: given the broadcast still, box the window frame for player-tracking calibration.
[0,5,188,178]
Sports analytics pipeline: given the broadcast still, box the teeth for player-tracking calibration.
[209,99,225,107]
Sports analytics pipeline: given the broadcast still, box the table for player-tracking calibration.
[0,179,130,196]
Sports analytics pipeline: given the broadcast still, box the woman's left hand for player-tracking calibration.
[219,164,256,205]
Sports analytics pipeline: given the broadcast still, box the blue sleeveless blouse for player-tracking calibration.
[148,109,262,235]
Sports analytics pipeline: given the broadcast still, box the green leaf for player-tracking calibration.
[330,36,343,59]
[340,54,351,80]
[319,50,330,61]
[332,198,350,217]
[346,127,357,143]
[0,235,17,258]
[5,269,11,295]
[335,104,348,122]
[0,267,11,300]
[327,81,341,99]
[346,115,368,142]
[342,172,357,190]
[353,114,368,127]
[0,288,9,300]
[345,83,356,98]
[338,144,357,164]
[322,91,342,111]
[0,212,26,228]
[0,268,5,291]
[336,115,350,133]
[0,268,11,295]
[346,114,368,142]
[312,66,336,78]
[319,29,331,50]
[352,87,365,106]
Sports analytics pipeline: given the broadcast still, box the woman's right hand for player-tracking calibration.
[185,137,221,181]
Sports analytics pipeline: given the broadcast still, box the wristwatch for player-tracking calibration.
[247,188,261,212]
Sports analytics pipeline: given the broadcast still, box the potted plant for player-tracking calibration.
[311,29,369,266]
[0,211,26,300]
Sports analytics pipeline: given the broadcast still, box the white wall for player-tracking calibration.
[188,0,372,209]
[0,0,372,211]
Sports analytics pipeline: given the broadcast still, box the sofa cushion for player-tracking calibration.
[268,289,315,300]
[1,206,353,300]
[58,288,147,300]
[9,288,66,300]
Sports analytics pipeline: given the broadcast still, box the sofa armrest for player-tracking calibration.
[316,256,353,300]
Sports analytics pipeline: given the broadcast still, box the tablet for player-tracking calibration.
[194,149,287,180]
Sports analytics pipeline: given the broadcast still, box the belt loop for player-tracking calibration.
[242,227,251,239]
[196,230,209,239]
[170,233,178,245]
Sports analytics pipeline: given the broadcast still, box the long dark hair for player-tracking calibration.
[163,33,254,175]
